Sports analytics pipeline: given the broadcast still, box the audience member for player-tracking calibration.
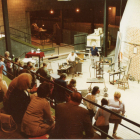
[67,79,77,92]
[51,92,94,139]
[27,61,32,70]
[66,79,77,101]
[21,82,55,137]
[4,51,10,64]
[94,98,122,139]
[0,57,7,75]
[51,73,67,103]
[83,86,100,123]
[3,73,36,123]
[0,65,8,102]
[36,63,50,83]
[29,65,36,88]
[13,57,20,77]
[108,92,125,137]
[6,58,14,80]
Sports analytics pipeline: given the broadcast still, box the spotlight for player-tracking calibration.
[109,7,111,10]
[50,9,54,14]
[42,24,44,27]
[76,8,80,13]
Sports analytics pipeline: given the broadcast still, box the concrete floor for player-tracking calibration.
[31,38,140,139]
[43,53,140,139]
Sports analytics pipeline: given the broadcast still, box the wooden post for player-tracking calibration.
[103,0,108,57]
[2,0,12,56]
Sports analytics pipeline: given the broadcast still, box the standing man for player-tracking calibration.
[90,44,100,68]
[36,63,51,83]
[66,51,82,76]
[51,92,94,139]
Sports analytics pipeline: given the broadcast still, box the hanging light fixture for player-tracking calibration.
[50,9,54,14]
[76,8,80,13]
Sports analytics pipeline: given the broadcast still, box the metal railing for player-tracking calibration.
[0,25,53,48]
[0,55,140,139]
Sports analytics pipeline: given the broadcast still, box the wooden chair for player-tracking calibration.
[118,74,130,91]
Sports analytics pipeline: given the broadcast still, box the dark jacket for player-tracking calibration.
[52,78,67,103]
[36,67,50,83]
[52,102,94,139]
[8,88,30,123]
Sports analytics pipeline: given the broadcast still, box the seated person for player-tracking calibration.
[6,58,14,80]
[0,65,8,102]
[51,92,94,139]
[0,57,7,75]
[21,82,55,137]
[3,73,37,123]
[67,79,77,92]
[26,61,33,70]
[51,73,67,103]
[83,86,100,123]
[4,51,10,64]
[108,91,125,137]
[94,98,122,139]
[13,57,20,77]
[36,63,51,83]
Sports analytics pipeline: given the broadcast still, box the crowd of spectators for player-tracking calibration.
[0,52,125,139]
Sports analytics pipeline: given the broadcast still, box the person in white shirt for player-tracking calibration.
[108,91,125,137]
[83,86,100,123]
[94,98,122,139]
[66,51,82,76]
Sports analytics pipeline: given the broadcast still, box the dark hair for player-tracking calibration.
[15,58,19,63]
[30,65,33,69]
[37,82,50,98]
[70,92,82,104]
[27,61,32,66]
[92,86,99,95]
[69,79,76,86]
[43,63,47,67]
[101,98,108,106]
[18,69,31,75]
[60,73,67,79]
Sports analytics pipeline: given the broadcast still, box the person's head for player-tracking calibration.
[92,45,95,49]
[37,82,50,98]
[70,92,82,104]
[19,60,24,67]
[60,73,67,80]
[71,51,74,56]
[30,65,34,70]
[27,61,32,67]
[15,58,19,63]
[17,73,32,90]
[0,57,4,62]
[5,51,10,57]
[101,98,108,106]
[114,91,121,100]
[43,63,47,67]
[92,86,100,95]
[69,79,76,87]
